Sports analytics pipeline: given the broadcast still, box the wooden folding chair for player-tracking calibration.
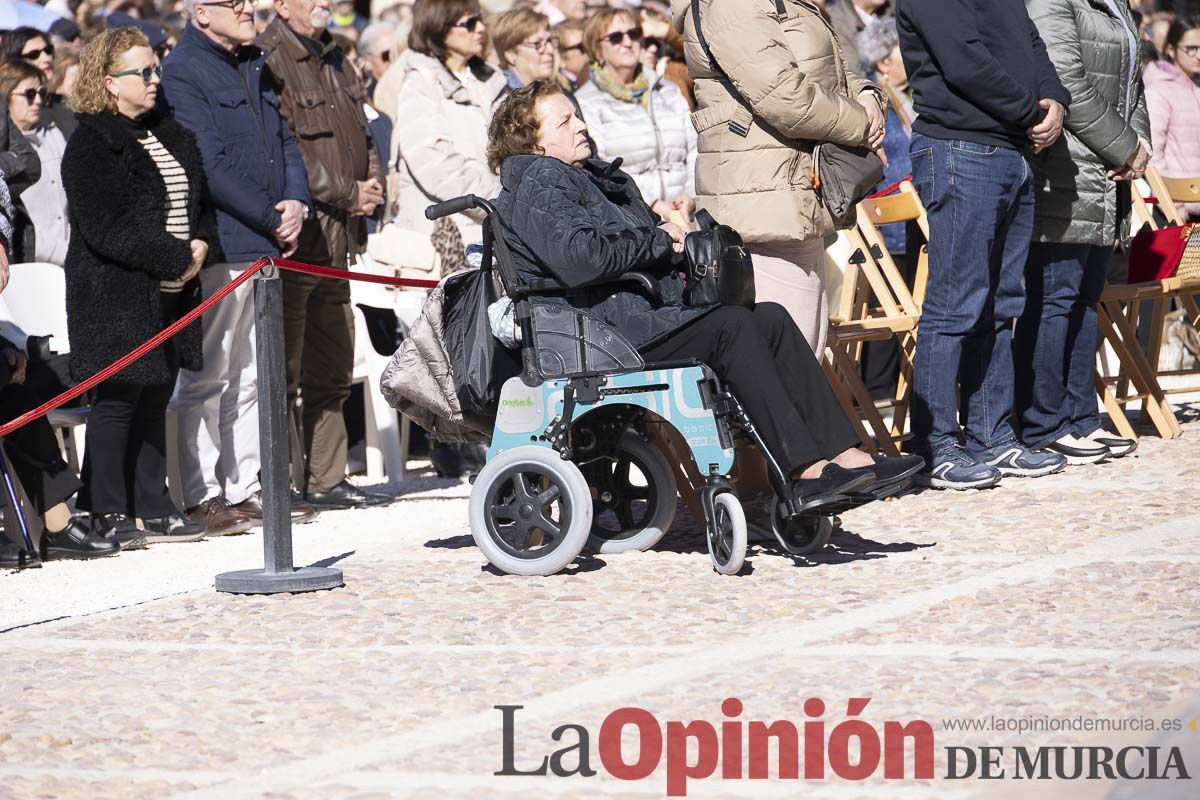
[1095,167,1195,439]
[823,181,929,455]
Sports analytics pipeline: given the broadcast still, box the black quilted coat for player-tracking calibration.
[494,155,709,351]
[62,111,217,385]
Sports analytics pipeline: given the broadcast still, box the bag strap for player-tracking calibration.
[694,207,717,232]
[689,0,754,137]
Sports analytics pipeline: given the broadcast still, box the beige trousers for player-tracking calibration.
[749,238,829,356]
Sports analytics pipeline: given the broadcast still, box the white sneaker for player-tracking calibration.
[1083,429,1137,458]
[1045,433,1110,465]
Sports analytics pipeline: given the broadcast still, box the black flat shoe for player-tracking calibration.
[92,512,148,551]
[305,480,392,510]
[792,464,875,512]
[141,511,207,543]
[1,536,41,569]
[42,518,121,560]
[866,454,926,491]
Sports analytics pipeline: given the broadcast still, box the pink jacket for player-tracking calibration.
[1144,61,1200,218]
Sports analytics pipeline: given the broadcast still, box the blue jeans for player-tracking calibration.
[909,133,1032,452]
[1014,242,1109,447]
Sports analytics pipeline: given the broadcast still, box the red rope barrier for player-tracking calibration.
[0,257,439,438]
[867,175,914,200]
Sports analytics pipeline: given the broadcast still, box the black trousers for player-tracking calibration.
[0,382,82,515]
[641,303,859,474]
[77,378,177,518]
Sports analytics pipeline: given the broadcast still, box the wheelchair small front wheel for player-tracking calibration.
[469,446,593,576]
[769,498,834,556]
[586,432,677,554]
[707,493,747,575]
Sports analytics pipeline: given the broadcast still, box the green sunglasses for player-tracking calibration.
[110,65,163,84]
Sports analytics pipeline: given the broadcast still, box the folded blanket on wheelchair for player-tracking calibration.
[379,280,493,444]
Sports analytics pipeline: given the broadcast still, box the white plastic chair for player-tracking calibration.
[0,263,88,472]
[350,257,412,482]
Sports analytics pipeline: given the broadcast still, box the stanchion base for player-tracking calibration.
[215,566,343,595]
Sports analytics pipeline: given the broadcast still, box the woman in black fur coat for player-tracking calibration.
[63,26,218,547]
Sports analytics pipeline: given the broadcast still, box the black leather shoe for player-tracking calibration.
[865,453,926,491]
[305,480,392,510]
[792,464,875,512]
[1,536,41,569]
[92,512,148,551]
[141,510,207,543]
[42,518,121,560]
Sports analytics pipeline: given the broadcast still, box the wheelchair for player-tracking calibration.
[426,195,840,577]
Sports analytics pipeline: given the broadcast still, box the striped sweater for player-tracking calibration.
[137,129,192,292]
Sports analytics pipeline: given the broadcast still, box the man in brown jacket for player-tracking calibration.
[258,0,389,509]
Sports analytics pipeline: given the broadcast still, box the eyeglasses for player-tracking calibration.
[200,0,251,11]
[519,36,558,53]
[20,44,55,61]
[559,42,584,55]
[10,87,47,104]
[1180,44,1200,58]
[110,65,163,84]
[452,15,482,33]
[603,28,644,47]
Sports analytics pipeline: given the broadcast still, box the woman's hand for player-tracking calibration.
[858,91,885,151]
[3,346,27,384]
[184,239,208,283]
[659,222,688,253]
[651,199,673,221]
[1108,143,1150,181]
[670,194,697,222]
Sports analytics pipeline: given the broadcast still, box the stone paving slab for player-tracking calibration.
[1,407,1198,799]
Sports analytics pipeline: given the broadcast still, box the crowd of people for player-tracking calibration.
[1,0,1198,570]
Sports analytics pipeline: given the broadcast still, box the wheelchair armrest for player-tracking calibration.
[610,272,661,302]
[516,272,662,303]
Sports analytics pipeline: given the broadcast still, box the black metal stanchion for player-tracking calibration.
[215,263,342,594]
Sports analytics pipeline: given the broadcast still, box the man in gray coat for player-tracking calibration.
[1013,0,1149,465]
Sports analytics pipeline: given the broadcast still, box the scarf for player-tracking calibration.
[589,64,652,109]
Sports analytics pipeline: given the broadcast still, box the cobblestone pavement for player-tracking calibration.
[2,403,1198,800]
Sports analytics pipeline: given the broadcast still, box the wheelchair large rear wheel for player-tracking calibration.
[469,446,592,576]
[769,498,834,556]
[585,432,677,554]
[707,492,747,575]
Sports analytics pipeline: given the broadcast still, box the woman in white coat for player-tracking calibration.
[392,0,505,246]
[574,6,696,222]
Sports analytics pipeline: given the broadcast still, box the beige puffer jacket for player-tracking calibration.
[391,52,506,246]
[671,0,882,244]
[379,281,491,444]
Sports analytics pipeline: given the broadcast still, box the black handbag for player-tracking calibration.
[690,0,884,229]
[813,143,885,228]
[442,268,521,416]
[683,209,756,308]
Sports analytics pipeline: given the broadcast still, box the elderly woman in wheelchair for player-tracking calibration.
[423,81,922,576]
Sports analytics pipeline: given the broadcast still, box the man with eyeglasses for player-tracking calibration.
[161,0,321,533]
[257,0,391,510]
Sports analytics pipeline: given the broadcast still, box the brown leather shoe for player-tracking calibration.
[186,498,254,537]
[232,491,320,525]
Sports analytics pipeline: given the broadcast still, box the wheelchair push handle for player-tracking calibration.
[425,194,497,221]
